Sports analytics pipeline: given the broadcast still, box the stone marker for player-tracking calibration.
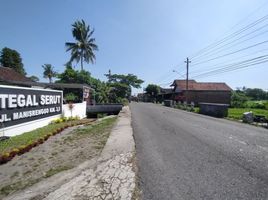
[242,111,253,123]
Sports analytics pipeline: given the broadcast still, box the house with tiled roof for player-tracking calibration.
[168,79,232,104]
[0,66,33,85]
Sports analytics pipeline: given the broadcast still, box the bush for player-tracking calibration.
[243,101,265,109]
[231,91,249,108]
[51,116,80,124]
[264,102,268,110]
[116,97,129,106]
[64,93,78,103]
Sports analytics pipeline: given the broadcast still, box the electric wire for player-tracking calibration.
[192,55,268,79]
[190,13,268,60]
[190,48,268,75]
[190,23,268,63]
[193,59,268,79]
[191,40,268,66]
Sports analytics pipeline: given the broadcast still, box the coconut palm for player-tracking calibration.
[42,64,57,83]
[65,20,98,71]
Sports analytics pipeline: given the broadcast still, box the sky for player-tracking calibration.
[0,0,268,95]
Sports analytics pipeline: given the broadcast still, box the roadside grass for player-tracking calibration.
[44,166,72,178]
[76,117,117,149]
[228,108,268,120]
[0,120,90,154]
[0,179,41,196]
[0,117,117,197]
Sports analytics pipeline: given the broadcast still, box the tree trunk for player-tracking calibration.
[81,55,83,71]
[49,77,52,83]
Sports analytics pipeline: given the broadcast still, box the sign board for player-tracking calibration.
[83,86,90,99]
[0,85,62,128]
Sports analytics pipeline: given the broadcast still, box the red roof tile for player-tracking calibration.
[0,67,32,82]
[171,80,232,91]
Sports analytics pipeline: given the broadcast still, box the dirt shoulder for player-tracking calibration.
[43,106,137,200]
[0,117,117,199]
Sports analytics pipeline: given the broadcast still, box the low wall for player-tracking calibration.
[62,101,87,119]
[163,100,174,107]
[1,102,87,137]
[86,104,123,115]
[199,103,229,118]
[0,114,61,137]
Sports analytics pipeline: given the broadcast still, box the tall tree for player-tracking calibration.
[65,20,98,71]
[42,64,57,83]
[57,66,110,103]
[0,47,26,75]
[145,84,160,97]
[105,73,144,99]
[104,69,113,83]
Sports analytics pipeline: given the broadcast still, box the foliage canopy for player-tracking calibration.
[0,47,26,75]
[65,20,98,71]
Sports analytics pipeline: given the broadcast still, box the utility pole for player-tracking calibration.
[184,57,191,103]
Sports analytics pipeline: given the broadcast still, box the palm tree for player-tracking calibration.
[65,20,98,71]
[42,64,57,83]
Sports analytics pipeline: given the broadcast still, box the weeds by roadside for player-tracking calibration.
[0,117,117,198]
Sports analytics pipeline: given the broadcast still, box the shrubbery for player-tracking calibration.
[231,91,249,108]
[264,101,268,110]
[51,116,80,124]
[175,103,195,112]
[243,101,267,109]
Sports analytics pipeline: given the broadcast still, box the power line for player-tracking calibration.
[194,59,268,79]
[192,55,268,79]
[190,48,268,75]
[194,55,268,77]
[152,60,185,83]
[191,40,268,66]
[174,2,268,82]
[225,1,268,32]
[190,14,268,60]
[190,23,268,62]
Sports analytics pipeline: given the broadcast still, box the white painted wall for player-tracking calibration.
[0,114,61,137]
[62,101,87,119]
[0,101,86,137]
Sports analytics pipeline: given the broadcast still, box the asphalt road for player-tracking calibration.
[130,102,268,200]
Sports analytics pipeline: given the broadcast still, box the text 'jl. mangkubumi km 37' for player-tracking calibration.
[0,85,63,128]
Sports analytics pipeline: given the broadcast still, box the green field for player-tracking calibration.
[228,108,268,120]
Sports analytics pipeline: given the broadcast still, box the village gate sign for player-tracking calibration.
[0,85,62,128]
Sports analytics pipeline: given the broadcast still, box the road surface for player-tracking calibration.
[130,102,268,200]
